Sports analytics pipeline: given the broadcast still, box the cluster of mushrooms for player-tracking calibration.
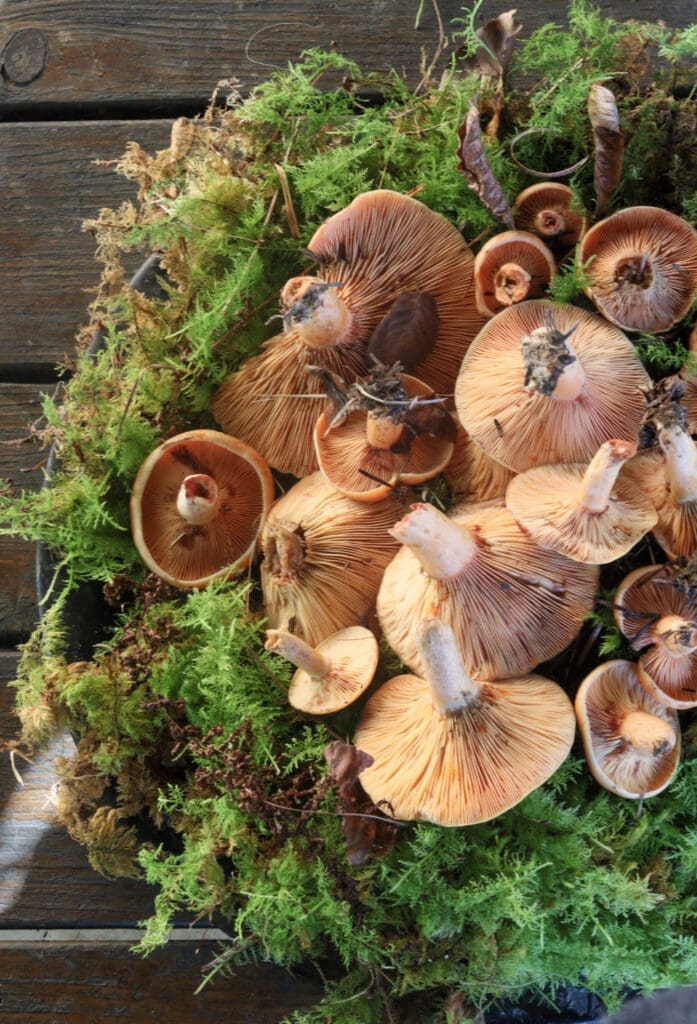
[129,186,697,828]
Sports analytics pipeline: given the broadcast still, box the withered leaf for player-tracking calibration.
[459,9,522,78]
[457,104,515,228]
[367,292,439,372]
[588,83,624,216]
[323,740,400,866]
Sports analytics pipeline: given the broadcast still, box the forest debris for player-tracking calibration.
[457,10,522,137]
[457,104,515,228]
[323,741,400,866]
[588,83,624,216]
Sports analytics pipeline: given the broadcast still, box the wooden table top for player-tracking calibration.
[0,1,693,1019]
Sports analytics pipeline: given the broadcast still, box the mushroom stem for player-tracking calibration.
[536,209,566,238]
[366,412,405,450]
[575,439,636,514]
[264,629,330,678]
[494,262,532,306]
[520,313,586,400]
[654,614,697,655]
[267,524,306,582]
[389,503,477,579]
[658,422,697,503]
[620,710,677,759]
[282,277,351,349]
[176,473,222,524]
[416,619,481,714]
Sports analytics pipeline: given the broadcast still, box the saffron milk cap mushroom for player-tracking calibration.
[474,229,556,317]
[455,300,650,473]
[575,659,680,799]
[130,429,274,588]
[512,182,587,264]
[354,619,576,826]
[265,626,379,714]
[444,416,516,504]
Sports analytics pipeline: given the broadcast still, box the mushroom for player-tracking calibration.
[474,229,556,317]
[130,429,274,588]
[313,366,455,502]
[260,471,404,648]
[455,300,650,473]
[578,206,697,333]
[354,619,576,826]
[376,501,599,680]
[264,626,378,714]
[211,190,479,477]
[614,564,697,709]
[444,416,516,504]
[512,182,587,263]
[505,439,657,563]
[575,659,680,799]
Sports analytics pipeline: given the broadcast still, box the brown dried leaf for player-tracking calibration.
[588,83,624,216]
[367,292,439,372]
[457,104,514,228]
[459,9,522,78]
[324,741,400,866]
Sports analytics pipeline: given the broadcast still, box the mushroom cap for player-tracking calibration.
[621,442,697,559]
[505,442,658,563]
[512,182,587,263]
[455,300,650,473]
[575,659,680,799]
[130,429,274,588]
[376,501,599,680]
[579,206,697,333]
[614,564,697,709]
[287,626,379,714]
[355,665,576,826]
[474,229,556,317]
[444,416,516,504]
[212,190,479,477]
[260,471,404,647]
[313,373,454,502]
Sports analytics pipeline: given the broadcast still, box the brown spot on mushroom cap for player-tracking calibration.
[505,439,657,564]
[376,500,598,680]
[261,471,404,648]
[575,659,680,799]
[354,620,576,826]
[512,182,587,263]
[613,564,697,709]
[455,300,650,473]
[579,206,697,333]
[130,429,274,589]
[474,230,556,317]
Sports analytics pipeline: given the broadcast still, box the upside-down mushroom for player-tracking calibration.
[512,182,587,263]
[211,190,479,477]
[376,501,598,680]
[614,564,697,709]
[455,300,650,473]
[575,659,680,799]
[444,416,516,504]
[579,206,697,334]
[265,626,378,714]
[130,429,274,588]
[505,439,657,563]
[354,619,576,826]
[474,229,556,317]
[261,471,404,648]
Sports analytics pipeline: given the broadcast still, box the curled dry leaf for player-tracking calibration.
[323,741,400,866]
[459,9,522,78]
[457,104,515,229]
[588,83,624,216]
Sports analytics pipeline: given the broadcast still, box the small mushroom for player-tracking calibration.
[130,429,274,588]
[474,229,556,317]
[505,439,657,563]
[455,300,650,472]
[354,619,576,826]
[614,564,697,709]
[578,206,697,333]
[512,182,587,264]
[575,659,680,799]
[265,626,378,714]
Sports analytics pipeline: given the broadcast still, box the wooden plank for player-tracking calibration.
[0,945,324,1022]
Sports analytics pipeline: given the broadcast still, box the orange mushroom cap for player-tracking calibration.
[455,300,650,473]
[130,429,274,589]
[512,183,587,264]
[575,659,680,799]
[354,619,576,826]
[444,416,516,504]
[579,206,697,333]
[376,501,598,680]
[505,439,657,563]
[474,229,556,317]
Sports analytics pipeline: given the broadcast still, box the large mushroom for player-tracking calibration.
[455,300,650,473]
[578,206,697,334]
[575,659,680,799]
[354,619,576,826]
[474,229,556,317]
[130,429,274,588]
[376,501,599,680]
[511,182,587,264]
[211,190,479,477]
